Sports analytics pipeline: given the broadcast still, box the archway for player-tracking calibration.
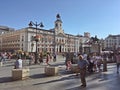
[59,45,62,53]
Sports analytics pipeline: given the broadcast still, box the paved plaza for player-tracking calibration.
[0,55,120,90]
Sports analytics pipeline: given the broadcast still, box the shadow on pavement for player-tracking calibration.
[30,71,73,80]
[30,73,48,79]
[50,63,65,67]
[33,74,79,85]
[0,77,12,83]
[29,66,45,69]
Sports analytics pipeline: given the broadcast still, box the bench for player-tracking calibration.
[44,66,59,76]
[12,68,30,80]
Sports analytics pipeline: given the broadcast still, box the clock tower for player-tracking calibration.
[54,14,64,35]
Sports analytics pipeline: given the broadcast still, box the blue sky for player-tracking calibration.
[0,0,120,39]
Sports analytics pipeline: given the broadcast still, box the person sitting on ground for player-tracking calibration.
[14,56,23,69]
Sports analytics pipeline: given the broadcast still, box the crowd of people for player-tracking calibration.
[65,52,103,73]
[0,52,12,64]
[64,51,120,88]
[64,51,120,72]
[0,51,57,67]
[1,50,120,88]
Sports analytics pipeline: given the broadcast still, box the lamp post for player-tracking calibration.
[28,21,44,64]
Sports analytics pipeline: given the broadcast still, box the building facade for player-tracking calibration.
[104,34,120,51]
[0,14,91,54]
[0,25,15,34]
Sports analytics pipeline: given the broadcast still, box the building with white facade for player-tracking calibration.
[104,34,120,51]
[0,14,91,54]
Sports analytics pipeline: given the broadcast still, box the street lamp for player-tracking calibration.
[28,21,44,64]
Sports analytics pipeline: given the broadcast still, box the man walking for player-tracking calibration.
[77,55,88,88]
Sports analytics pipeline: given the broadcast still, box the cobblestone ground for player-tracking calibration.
[0,55,120,90]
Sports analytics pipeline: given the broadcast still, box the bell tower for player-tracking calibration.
[54,14,64,35]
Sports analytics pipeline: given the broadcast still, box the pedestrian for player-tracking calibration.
[46,52,50,65]
[62,53,65,58]
[87,54,93,73]
[29,53,34,65]
[39,52,43,64]
[115,52,120,74]
[65,51,72,70]
[91,53,97,72]
[1,52,7,64]
[96,54,102,72]
[0,53,3,66]
[77,55,88,88]
[14,56,23,69]
[53,53,56,62]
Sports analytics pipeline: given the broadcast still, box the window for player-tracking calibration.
[55,23,58,27]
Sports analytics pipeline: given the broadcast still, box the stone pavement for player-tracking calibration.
[0,55,120,90]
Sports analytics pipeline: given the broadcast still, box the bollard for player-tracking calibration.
[12,68,30,80]
[45,66,59,76]
[0,62,3,66]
